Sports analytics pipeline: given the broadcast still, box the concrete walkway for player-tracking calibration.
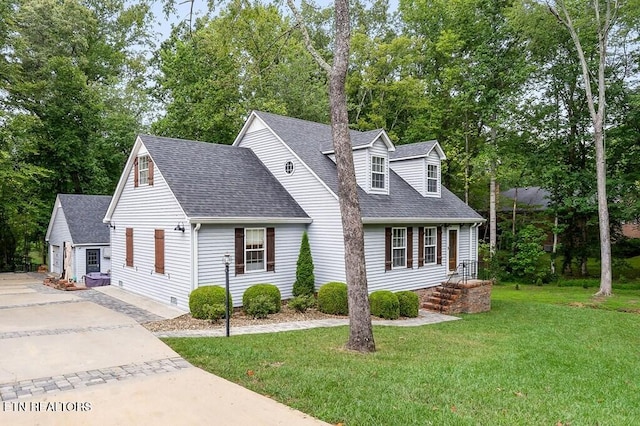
[0,273,328,425]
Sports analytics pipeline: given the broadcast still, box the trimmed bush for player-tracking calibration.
[369,290,400,320]
[396,291,419,318]
[189,285,232,320]
[293,232,315,297]
[242,284,281,314]
[288,295,316,313]
[245,295,276,319]
[202,303,226,323]
[317,282,348,315]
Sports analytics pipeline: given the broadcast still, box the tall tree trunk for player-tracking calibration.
[331,0,374,352]
[549,0,614,295]
[288,0,375,352]
[489,127,498,256]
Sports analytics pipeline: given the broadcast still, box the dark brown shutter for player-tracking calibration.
[437,226,443,265]
[407,227,413,268]
[148,157,154,186]
[133,158,139,188]
[418,227,425,267]
[154,229,164,274]
[266,227,275,272]
[385,227,392,271]
[235,228,244,275]
[126,228,133,267]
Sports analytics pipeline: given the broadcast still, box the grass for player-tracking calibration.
[164,285,640,425]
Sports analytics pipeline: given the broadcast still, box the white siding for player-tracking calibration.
[352,148,369,191]
[110,145,193,311]
[425,151,442,198]
[48,204,72,274]
[197,224,306,306]
[237,127,346,285]
[73,246,111,281]
[365,226,448,293]
[458,225,471,262]
[390,158,426,195]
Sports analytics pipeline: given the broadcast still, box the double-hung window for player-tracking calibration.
[392,227,406,268]
[138,155,150,185]
[427,164,438,193]
[371,156,386,190]
[424,227,437,264]
[245,228,266,272]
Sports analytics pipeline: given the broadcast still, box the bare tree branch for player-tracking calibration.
[286,0,332,75]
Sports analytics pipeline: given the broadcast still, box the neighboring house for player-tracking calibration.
[45,194,112,281]
[104,111,484,311]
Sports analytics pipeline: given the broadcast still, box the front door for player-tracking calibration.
[448,229,458,272]
[86,249,100,273]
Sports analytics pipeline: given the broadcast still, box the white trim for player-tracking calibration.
[192,223,201,291]
[423,226,438,265]
[187,217,312,224]
[245,227,266,273]
[391,227,407,269]
[321,130,396,155]
[370,155,387,193]
[363,217,485,225]
[71,243,110,248]
[233,111,339,201]
[45,196,62,242]
[389,140,447,162]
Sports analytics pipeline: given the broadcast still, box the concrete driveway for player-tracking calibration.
[0,273,328,425]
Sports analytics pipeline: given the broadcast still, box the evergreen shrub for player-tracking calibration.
[242,284,281,314]
[369,290,400,319]
[189,285,231,319]
[396,291,419,318]
[288,295,316,313]
[317,282,348,315]
[245,295,276,319]
[293,232,315,297]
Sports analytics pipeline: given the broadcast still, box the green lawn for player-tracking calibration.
[164,286,640,425]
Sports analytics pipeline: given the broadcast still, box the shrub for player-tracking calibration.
[369,290,400,320]
[189,285,232,320]
[317,282,348,315]
[202,303,226,323]
[242,284,281,314]
[245,294,276,319]
[288,295,316,313]
[396,291,419,318]
[509,225,546,283]
[293,232,315,297]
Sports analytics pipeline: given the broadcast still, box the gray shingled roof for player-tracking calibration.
[58,194,112,244]
[501,187,550,211]
[254,111,483,221]
[390,140,438,160]
[139,135,309,219]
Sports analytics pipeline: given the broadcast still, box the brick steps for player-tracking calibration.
[422,279,493,314]
[422,282,462,313]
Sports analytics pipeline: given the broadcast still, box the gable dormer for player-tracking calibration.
[389,141,446,198]
[323,130,395,195]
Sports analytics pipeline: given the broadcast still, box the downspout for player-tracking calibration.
[191,223,201,291]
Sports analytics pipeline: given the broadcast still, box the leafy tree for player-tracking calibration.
[0,0,152,265]
[152,0,329,142]
[293,231,315,297]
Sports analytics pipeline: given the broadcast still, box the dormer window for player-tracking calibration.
[427,164,438,193]
[371,156,386,191]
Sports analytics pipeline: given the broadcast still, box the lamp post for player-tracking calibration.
[223,253,231,337]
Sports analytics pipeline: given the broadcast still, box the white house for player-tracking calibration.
[45,194,112,281]
[104,111,484,311]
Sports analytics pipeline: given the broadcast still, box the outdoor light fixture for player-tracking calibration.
[223,253,231,337]
[109,223,116,230]
[174,222,185,232]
